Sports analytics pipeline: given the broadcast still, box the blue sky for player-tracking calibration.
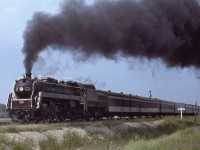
[0,0,200,105]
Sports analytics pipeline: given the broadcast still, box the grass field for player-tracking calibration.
[126,127,200,150]
[0,116,199,150]
[124,116,200,150]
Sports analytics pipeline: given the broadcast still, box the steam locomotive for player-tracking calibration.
[7,73,199,122]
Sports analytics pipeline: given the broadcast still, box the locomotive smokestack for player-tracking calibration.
[25,73,32,79]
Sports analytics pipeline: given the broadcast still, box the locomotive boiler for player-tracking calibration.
[7,73,200,122]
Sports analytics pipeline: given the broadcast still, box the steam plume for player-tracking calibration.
[23,0,200,73]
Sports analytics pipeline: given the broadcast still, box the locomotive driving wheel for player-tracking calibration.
[69,110,84,121]
[42,104,56,123]
[47,111,55,123]
[54,104,65,122]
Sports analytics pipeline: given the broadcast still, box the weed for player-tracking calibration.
[0,133,33,150]
[84,133,111,150]
[61,131,86,149]
[39,131,87,150]
[12,141,31,150]
[126,127,200,150]
[1,116,200,150]
[39,135,59,150]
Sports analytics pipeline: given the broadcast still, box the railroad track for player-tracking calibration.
[0,118,11,124]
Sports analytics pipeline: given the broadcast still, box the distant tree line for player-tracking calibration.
[0,103,9,118]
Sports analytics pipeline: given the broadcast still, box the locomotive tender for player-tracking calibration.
[7,73,199,122]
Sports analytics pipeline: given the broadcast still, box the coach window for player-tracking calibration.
[116,99,122,107]
[131,100,139,107]
[123,100,129,107]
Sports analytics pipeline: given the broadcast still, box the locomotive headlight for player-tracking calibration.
[19,86,24,92]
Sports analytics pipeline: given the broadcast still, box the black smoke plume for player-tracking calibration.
[23,0,200,73]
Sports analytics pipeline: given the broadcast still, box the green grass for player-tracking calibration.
[39,131,113,150]
[12,141,31,150]
[39,131,87,150]
[0,116,199,150]
[85,133,111,150]
[39,135,60,150]
[126,127,200,150]
[124,116,200,150]
[62,131,87,149]
[0,133,32,150]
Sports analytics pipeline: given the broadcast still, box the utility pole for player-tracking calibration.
[148,89,152,99]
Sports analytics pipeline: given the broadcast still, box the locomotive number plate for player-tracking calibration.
[19,100,24,104]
